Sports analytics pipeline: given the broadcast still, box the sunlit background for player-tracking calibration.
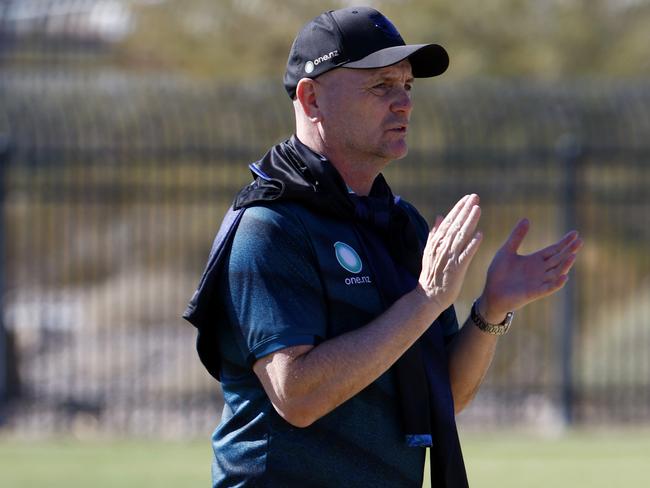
[1,1,649,486]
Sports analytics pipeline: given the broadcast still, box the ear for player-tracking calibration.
[296,78,322,123]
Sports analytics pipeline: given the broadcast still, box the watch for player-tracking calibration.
[470,300,514,336]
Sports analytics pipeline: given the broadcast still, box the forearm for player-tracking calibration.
[255,288,443,427]
[447,299,505,413]
[447,318,497,413]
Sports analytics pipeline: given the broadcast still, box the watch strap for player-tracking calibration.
[470,300,513,336]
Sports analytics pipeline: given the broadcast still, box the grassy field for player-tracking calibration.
[1,431,649,487]
[456,431,650,488]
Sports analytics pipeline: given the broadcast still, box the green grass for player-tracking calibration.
[456,431,650,488]
[1,431,649,487]
[454,431,650,488]
[0,439,211,488]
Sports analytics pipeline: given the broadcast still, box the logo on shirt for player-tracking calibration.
[334,241,362,274]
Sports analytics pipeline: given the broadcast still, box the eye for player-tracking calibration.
[369,82,391,96]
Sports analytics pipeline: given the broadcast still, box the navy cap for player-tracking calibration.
[283,6,449,99]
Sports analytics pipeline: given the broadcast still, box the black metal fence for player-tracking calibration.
[1,1,650,437]
[1,71,649,438]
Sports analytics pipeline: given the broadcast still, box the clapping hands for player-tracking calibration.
[417,193,583,323]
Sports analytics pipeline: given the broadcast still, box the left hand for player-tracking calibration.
[478,218,583,322]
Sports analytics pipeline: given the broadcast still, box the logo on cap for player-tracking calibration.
[305,50,340,74]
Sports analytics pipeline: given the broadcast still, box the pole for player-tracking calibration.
[555,134,581,427]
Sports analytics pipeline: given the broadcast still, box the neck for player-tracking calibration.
[295,129,387,197]
[330,160,378,196]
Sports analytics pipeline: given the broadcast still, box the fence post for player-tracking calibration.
[555,134,582,427]
[0,133,7,422]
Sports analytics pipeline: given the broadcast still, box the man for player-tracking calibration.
[184,6,582,487]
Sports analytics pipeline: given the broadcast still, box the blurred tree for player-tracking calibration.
[372,0,650,78]
[117,0,650,79]
[119,0,345,79]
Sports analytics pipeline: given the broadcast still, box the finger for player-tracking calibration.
[458,231,483,267]
[451,205,481,254]
[435,194,477,239]
[504,218,530,254]
[545,231,581,259]
[453,195,480,233]
[442,195,471,226]
[439,195,479,251]
[544,254,577,282]
[439,200,477,259]
[555,253,578,277]
[432,195,479,270]
[541,231,579,260]
[544,238,583,271]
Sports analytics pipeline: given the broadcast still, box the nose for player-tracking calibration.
[391,86,412,115]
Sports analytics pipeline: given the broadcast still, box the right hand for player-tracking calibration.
[417,194,483,311]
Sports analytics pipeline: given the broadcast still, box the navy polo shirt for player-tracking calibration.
[214,201,459,487]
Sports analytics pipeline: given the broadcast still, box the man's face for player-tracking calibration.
[315,59,414,165]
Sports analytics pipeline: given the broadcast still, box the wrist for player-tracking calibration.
[410,284,447,319]
[476,294,508,325]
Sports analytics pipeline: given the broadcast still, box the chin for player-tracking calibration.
[386,141,409,160]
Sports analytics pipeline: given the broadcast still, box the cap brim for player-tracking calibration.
[342,43,449,77]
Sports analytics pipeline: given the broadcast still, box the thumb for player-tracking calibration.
[504,218,530,253]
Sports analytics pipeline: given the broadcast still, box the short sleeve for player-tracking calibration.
[221,204,326,365]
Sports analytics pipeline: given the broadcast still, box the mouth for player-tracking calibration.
[387,124,408,134]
